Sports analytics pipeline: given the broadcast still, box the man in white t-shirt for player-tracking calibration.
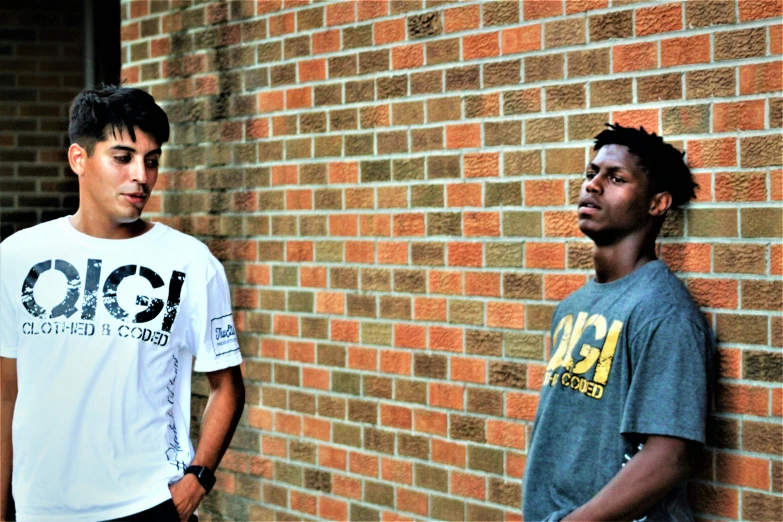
[0,86,245,521]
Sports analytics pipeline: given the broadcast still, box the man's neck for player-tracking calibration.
[592,232,658,284]
[70,211,152,240]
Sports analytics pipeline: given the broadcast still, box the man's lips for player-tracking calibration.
[122,193,148,204]
[578,197,601,215]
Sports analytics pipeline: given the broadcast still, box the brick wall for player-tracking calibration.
[0,0,84,240]
[120,0,782,520]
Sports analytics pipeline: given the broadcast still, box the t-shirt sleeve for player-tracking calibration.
[189,257,242,372]
[620,315,712,444]
[0,246,19,358]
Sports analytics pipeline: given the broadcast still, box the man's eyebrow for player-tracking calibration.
[108,145,162,156]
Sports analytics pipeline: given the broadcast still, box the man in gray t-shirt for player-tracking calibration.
[523,124,715,521]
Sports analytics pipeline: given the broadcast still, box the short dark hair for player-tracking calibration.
[68,85,170,155]
[594,123,697,209]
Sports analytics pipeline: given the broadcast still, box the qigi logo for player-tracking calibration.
[21,259,186,332]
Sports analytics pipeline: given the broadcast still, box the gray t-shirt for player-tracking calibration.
[523,260,714,522]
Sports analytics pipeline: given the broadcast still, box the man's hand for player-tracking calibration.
[169,474,205,521]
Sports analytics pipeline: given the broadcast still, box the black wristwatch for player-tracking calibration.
[184,465,216,494]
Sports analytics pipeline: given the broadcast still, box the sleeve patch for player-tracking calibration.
[210,313,239,356]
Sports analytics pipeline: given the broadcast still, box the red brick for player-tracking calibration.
[395,324,426,349]
[381,404,412,429]
[433,439,467,467]
[635,3,682,36]
[463,31,500,60]
[275,412,302,436]
[249,407,273,430]
[687,138,737,168]
[393,214,426,237]
[507,452,527,479]
[447,183,482,207]
[273,315,298,336]
[328,161,359,184]
[487,419,526,449]
[333,473,363,499]
[299,59,326,82]
[501,24,541,55]
[544,211,582,238]
[348,346,377,371]
[448,243,483,268]
[330,215,359,237]
[739,0,783,21]
[525,179,565,206]
[687,278,738,309]
[326,1,355,26]
[331,319,359,343]
[378,241,409,265]
[507,392,539,420]
[380,349,412,375]
[451,357,487,384]
[258,90,284,113]
[715,172,767,202]
[528,364,547,390]
[451,471,486,500]
[717,453,770,490]
[717,383,770,417]
[526,242,565,269]
[313,29,340,54]
[429,325,464,352]
[269,12,295,36]
[661,243,711,273]
[613,42,657,73]
[464,153,499,178]
[262,435,287,457]
[430,269,463,294]
[286,240,314,262]
[319,445,348,470]
[662,35,711,67]
[392,43,424,70]
[465,272,501,297]
[772,244,783,275]
[375,18,406,44]
[319,497,348,521]
[771,169,783,201]
[714,100,766,132]
[544,274,586,300]
[444,4,480,33]
[429,382,465,410]
[524,0,563,20]
[397,488,429,517]
[303,415,331,439]
[381,457,413,485]
[358,0,387,20]
[129,0,149,18]
[611,109,659,134]
[291,490,317,516]
[740,61,783,94]
[446,123,481,149]
[414,297,447,321]
[317,292,346,316]
[257,1,282,16]
[289,341,315,364]
[286,189,312,210]
[301,266,327,288]
[487,301,525,328]
[772,24,783,54]
[464,211,501,237]
[414,408,448,436]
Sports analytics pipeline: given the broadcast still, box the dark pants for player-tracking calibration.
[106,499,198,522]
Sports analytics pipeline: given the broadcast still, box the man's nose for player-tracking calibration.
[130,157,147,184]
[584,173,603,193]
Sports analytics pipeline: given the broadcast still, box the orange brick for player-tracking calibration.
[380,349,412,375]
[447,183,482,207]
[286,240,313,262]
[299,59,326,82]
[430,269,463,294]
[739,0,783,21]
[378,186,407,208]
[487,301,525,328]
[301,266,327,288]
[448,243,483,267]
[544,274,586,300]
[319,445,348,470]
[381,457,413,485]
[286,86,311,109]
[661,243,711,273]
[360,214,391,236]
[345,241,374,263]
[248,407,273,430]
[329,162,358,184]
[464,152,500,178]
[544,210,582,238]
[718,347,742,379]
[378,241,409,265]
[381,404,412,429]
[289,341,315,364]
[716,382,770,416]
[451,356,486,383]
[464,211,501,236]
[346,188,374,209]
[446,123,482,149]
[313,29,340,54]
[507,452,527,479]
[613,42,657,73]
[397,488,429,517]
[273,315,298,336]
[526,242,565,269]
[611,109,659,134]
[687,278,738,309]
[487,419,526,449]
[129,0,149,18]
[771,24,783,54]
[692,172,712,203]
[303,415,330,440]
[319,497,348,521]
[740,61,783,94]
[714,100,766,132]
[716,453,770,490]
[661,34,711,67]
[393,43,424,70]
[329,214,358,237]
[771,169,782,201]
[524,0,563,20]
[433,439,466,467]
[275,412,301,436]
[429,382,465,410]
[772,244,783,275]
[348,346,377,371]
[450,470,486,500]
[394,324,426,349]
[463,31,500,60]
[375,18,406,44]
[506,392,539,420]
[414,297,448,321]
[525,179,565,206]
[527,363,547,390]
[715,172,767,202]
[246,264,271,285]
[772,387,783,416]
[635,3,682,36]
[349,452,379,477]
[317,292,345,314]
[502,25,541,54]
[262,435,287,457]
[291,490,317,516]
[358,0,387,20]
[687,138,737,168]
[331,319,359,343]
[429,325,464,352]
[393,213,426,237]
[332,473,362,499]
[444,4,481,33]
[269,12,294,36]
[465,272,501,297]
[246,118,269,139]
[414,408,448,436]
[258,90,284,113]
[272,165,298,185]
[326,1,355,26]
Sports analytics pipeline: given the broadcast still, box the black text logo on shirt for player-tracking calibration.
[544,312,623,399]
[20,259,185,344]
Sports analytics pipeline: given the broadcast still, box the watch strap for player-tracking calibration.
[184,465,216,494]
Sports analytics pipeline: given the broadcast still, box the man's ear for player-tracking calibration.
[649,191,672,217]
[68,143,88,176]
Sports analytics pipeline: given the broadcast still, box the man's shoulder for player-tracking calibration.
[1,218,64,255]
[149,222,214,259]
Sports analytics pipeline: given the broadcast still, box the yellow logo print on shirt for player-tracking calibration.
[544,312,623,400]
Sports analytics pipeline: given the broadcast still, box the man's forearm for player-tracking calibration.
[563,436,692,522]
[191,366,245,471]
[1,358,18,521]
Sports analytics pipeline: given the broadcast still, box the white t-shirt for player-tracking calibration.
[0,217,242,521]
